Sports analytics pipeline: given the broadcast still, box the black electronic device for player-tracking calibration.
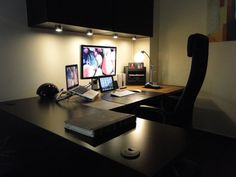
[124,65,146,85]
[98,76,115,92]
[144,82,161,89]
[36,83,59,99]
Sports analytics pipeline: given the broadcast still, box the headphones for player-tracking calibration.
[36,83,59,99]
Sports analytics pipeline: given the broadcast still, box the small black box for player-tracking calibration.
[124,64,146,85]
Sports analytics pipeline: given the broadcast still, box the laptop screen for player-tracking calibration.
[98,76,115,92]
[65,64,79,90]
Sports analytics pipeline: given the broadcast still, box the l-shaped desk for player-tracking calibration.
[0,85,187,177]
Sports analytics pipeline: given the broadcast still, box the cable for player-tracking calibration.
[55,90,73,102]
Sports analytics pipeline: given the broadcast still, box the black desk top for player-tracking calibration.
[0,96,188,177]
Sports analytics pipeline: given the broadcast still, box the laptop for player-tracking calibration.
[65,64,99,100]
[98,76,135,97]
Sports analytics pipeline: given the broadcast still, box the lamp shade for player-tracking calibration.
[134,52,145,63]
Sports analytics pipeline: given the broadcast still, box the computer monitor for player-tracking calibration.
[98,76,115,92]
[80,45,117,79]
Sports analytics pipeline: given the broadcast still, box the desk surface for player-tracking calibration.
[0,85,186,177]
[126,85,184,94]
[86,84,184,110]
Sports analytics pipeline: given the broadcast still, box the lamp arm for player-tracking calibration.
[141,51,154,83]
[142,51,153,66]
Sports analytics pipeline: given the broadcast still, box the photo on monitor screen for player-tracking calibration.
[81,45,117,79]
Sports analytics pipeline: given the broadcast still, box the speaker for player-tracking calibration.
[117,73,123,88]
[117,73,126,88]
[91,79,99,90]
[113,80,118,89]
[122,73,126,88]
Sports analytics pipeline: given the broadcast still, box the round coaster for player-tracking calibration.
[120,147,140,159]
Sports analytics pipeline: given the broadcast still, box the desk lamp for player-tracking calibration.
[141,51,160,89]
[141,51,153,84]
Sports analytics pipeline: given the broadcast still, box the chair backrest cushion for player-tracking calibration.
[175,33,209,127]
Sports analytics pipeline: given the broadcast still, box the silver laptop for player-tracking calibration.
[65,64,99,100]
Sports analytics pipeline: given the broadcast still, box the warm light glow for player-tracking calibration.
[55,25,63,32]
[132,36,137,40]
[86,30,93,36]
[141,50,150,59]
[134,52,145,63]
[113,34,118,39]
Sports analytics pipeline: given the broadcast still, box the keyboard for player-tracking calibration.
[110,90,135,97]
[73,86,89,94]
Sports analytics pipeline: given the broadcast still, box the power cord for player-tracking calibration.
[55,89,73,102]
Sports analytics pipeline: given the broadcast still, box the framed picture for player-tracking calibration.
[234,0,236,19]
[208,0,236,42]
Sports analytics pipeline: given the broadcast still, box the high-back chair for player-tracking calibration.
[137,33,209,128]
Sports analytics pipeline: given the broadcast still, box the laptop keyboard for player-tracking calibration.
[74,86,89,94]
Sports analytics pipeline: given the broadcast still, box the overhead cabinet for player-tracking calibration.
[113,0,153,37]
[26,0,153,37]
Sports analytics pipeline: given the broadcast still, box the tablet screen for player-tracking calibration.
[98,76,115,92]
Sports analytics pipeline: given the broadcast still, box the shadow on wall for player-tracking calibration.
[193,97,236,139]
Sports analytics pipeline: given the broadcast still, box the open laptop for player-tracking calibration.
[98,76,135,97]
[65,64,99,101]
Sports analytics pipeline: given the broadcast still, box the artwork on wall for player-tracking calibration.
[208,0,236,42]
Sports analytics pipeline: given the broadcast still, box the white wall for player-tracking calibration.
[157,0,207,85]
[156,0,236,137]
[0,0,150,101]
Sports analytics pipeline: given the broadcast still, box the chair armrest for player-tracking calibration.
[139,104,161,111]
[161,95,180,112]
[136,105,165,122]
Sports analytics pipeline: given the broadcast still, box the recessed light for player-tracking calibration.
[132,36,137,40]
[86,30,93,36]
[55,25,63,32]
[113,34,118,39]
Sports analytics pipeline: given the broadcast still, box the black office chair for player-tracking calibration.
[136,33,209,128]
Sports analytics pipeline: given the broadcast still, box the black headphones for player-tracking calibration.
[36,83,59,99]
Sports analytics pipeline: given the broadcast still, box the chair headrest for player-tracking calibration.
[187,33,209,57]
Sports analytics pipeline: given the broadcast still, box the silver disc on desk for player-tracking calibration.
[120,148,140,159]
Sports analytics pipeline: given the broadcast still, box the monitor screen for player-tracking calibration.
[98,76,115,92]
[81,45,117,79]
[65,64,79,90]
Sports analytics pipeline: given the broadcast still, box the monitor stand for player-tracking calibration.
[91,78,100,90]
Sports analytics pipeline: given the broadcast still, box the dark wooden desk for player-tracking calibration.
[86,84,184,113]
[0,85,186,177]
[126,84,184,94]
